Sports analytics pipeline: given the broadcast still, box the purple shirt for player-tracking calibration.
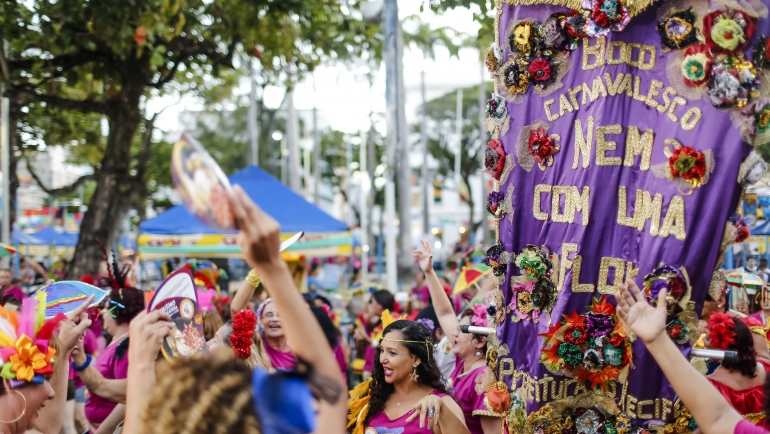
[264,340,296,370]
[366,391,447,433]
[448,359,494,434]
[334,344,347,383]
[364,344,376,373]
[412,285,430,302]
[735,420,769,434]
[84,337,129,425]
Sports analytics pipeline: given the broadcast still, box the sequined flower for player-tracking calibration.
[615,415,631,434]
[531,278,556,312]
[517,291,533,314]
[669,146,707,185]
[486,93,507,124]
[576,409,602,434]
[485,244,506,276]
[680,45,712,87]
[527,127,559,166]
[585,0,630,36]
[565,324,588,345]
[514,248,550,281]
[486,191,505,219]
[540,14,568,49]
[485,45,502,76]
[511,22,535,54]
[483,139,506,181]
[602,344,624,367]
[756,104,770,134]
[667,319,689,343]
[586,313,615,338]
[658,8,698,50]
[557,342,583,367]
[527,58,553,83]
[503,61,530,95]
[752,35,770,70]
[704,10,756,54]
[565,10,588,38]
[644,264,688,301]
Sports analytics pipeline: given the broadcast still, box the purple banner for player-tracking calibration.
[490,0,770,429]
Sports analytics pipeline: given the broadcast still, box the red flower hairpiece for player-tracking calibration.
[230,310,257,359]
[708,312,736,350]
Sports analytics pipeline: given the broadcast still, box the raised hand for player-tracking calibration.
[128,310,173,366]
[613,279,667,344]
[58,294,95,353]
[412,240,434,273]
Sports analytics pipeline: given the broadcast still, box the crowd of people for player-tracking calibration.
[1,187,770,434]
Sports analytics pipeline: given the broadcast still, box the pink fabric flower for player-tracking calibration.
[472,302,489,327]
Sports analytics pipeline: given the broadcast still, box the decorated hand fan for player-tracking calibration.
[280,231,304,252]
[38,281,108,318]
[171,133,235,231]
[148,268,208,360]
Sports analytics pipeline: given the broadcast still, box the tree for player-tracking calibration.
[422,82,493,235]
[0,0,380,276]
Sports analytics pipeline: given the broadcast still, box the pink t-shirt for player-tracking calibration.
[366,391,447,433]
[334,344,347,382]
[736,420,769,434]
[264,340,296,370]
[84,337,129,425]
[364,344,376,373]
[448,359,493,434]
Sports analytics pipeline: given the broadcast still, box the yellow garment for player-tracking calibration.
[348,378,373,434]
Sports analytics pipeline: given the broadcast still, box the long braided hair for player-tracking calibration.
[364,320,446,426]
[141,350,260,434]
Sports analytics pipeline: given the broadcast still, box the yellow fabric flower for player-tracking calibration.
[9,336,47,382]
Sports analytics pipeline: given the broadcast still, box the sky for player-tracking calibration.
[148,1,487,141]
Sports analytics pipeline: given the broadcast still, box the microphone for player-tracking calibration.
[460,325,496,335]
[690,348,739,363]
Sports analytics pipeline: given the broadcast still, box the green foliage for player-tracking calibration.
[402,15,467,60]
[425,0,495,49]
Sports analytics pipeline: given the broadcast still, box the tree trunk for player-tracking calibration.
[8,98,20,227]
[69,73,146,278]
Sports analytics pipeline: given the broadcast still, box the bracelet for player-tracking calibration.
[246,269,262,288]
[71,354,92,372]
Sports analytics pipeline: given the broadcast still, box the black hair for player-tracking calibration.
[371,290,395,312]
[460,308,488,354]
[310,306,339,349]
[722,318,758,378]
[364,320,446,426]
[315,294,332,308]
[415,305,442,342]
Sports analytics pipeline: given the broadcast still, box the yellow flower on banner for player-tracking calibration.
[9,336,47,382]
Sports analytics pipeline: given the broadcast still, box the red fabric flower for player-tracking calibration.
[592,8,611,28]
[527,59,552,82]
[669,146,706,181]
[484,139,506,180]
[230,310,257,359]
[669,278,686,299]
[528,127,557,164]
[766,39,770,61]
[564,325,588,345]
[607,334,625,348]
[487,388,511,414]
[703,10,756,54]
[708,312,736,350]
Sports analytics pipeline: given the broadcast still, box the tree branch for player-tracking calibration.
[26,160,97,196]
[149,54,186,88]
[10,87,111,116]
[7,50,110,73]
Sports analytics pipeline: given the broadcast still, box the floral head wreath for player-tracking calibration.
[255,298,273,334]
[230,310,257,359]
[0,292,65,387]
[378,310,434,362]
[708,312,736,351]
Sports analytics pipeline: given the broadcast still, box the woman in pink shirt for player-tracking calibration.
[615,279,770,434]
[257,298,296,369]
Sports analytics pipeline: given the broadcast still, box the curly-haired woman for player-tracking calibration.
[349,319,469,433]
[413,240,501,434]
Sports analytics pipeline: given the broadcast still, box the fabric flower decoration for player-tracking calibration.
[531,278,556,313]
[527,58,553,83]
[643,264,688,300]
[576,408,602,434]
[752,35,770,70]
[486,191,505,219]
[681,45,713,87]
[527,127,560,169]
[755,103,770,134]
[486,93,507,124]
[703,9,756,54]
[483,139,506,181]
[658,8,698,50]
[471,302,489,327]
[510,21,536,54]
[540,14,568,49]
[584,0,630,37]
[416,318,435,333]
[557,342,583,367]
[602,344,624,367]
[484,243,507,276]
[516,291,533,314]
[564,324,588,345]
[730,213,751,243]
[514,246,552,281]
[586,313,615,338]
[669,146,707,185]
[708,58,756,108]
[7,337,50,382]
[667,319,689,344]
[708,312,736,350]
[503,60,530,95]
[564,10,588,38]
[485,44,503,77]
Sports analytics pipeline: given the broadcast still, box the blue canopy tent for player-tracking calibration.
[31,227,79,247]
[13,229,43,245]
[138,165,351,259]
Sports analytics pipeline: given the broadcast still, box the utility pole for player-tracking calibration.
[394,6,413,286]
[383,0,400,292]
[478,58,487,245]
[247,60,259,167]
[421,69,430,236]
[286,90,301,193]
[359,130,368,282]
[312,77,321,204]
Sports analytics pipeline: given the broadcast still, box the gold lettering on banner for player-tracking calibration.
[649,193,663,236]
[569,86,582,110]
[633,76,647,102]
[558,243,578,292]
[668,96,687,122]
[623,126,654,171]
[627,395,638,418]
[618,73,633,97]
[626,42,642,68]
[559,94,574,117]
[596,124,623,166]
[617,186,637,227]
[662,398,674,421]
[635,190,653,231]
[645,79,664,109]
[659,195,686,240]
[534,185,551,221]
[571,255,595,293]
[681,107,703,131]
[551,186,572,223]
[655,399,661,419]
[598,257,626,294]
[573,117,594,169]
[626,262,639,280]
[499,358,515,377]
[638,45,656,70]
[605,72,625,96]
[582,37,606,70]
[571,186,590,225]
[658,87,676,113]
[638,400,654,419]
[544,98,559,121]
[581,77,607,105]
[607,41,626,65]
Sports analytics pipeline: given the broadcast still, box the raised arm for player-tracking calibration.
[231,279,257,313]
[413,240,459,334]
[230,186,347,433]
[71,345,128,403]
[614,280,744,434]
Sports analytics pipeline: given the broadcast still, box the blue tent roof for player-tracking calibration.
[31,227,79,246]
[13,229,43,245]
[141,165,348,235]
[752,220,770,236]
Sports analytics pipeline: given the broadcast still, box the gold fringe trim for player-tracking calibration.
[500,0,665,17]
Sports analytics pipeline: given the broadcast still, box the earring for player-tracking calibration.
[476,351,482,357]
[409,367,419,382]
[0,390,26,424]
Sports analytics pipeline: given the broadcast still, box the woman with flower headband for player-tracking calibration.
[207,309,269,369]
[0,292,95,434]
[614,279,770,434]
[413,240,501,434]
[348,313,468,434]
